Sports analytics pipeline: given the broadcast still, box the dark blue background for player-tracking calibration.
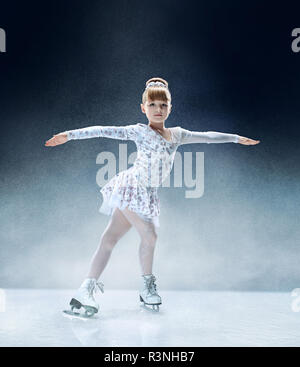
[1,1,300,170]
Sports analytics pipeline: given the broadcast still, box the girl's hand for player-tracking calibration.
[45,132,68,147]
[237,136,260,145]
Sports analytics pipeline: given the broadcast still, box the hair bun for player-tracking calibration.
[145,77,168,88]
[142,77,171,104]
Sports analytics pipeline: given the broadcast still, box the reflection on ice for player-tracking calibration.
[0,289,300,347]
[69,305,164,347]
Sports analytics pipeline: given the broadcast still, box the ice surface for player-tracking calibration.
[0,289,299,347]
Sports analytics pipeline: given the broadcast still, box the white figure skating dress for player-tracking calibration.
[66,123,239,228]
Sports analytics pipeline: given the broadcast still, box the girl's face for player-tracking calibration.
[141,99,172,124]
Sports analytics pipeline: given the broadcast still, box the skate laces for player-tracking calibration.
[144,275,157,295]
[95,281,105,294]
[86,280,105,296]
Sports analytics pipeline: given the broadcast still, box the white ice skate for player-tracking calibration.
[63,278,104,318]
[139,274,162,312]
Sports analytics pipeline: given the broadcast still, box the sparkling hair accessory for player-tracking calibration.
[145,81,168,90]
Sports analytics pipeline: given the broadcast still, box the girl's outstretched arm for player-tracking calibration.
[179,128,260,145]
[45,124,138,147]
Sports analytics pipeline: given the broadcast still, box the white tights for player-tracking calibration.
[87,207,158,279]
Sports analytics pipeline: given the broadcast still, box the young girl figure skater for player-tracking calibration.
[45,77,260,315]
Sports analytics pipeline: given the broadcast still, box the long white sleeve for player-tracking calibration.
[179,127,240,145]
[66,124,138,142]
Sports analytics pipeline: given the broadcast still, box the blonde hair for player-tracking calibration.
[142,77,171,104]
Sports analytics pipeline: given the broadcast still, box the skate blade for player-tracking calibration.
[69,298,98,318]
[140,304,161,313]
[62,310,98,320]
[139,298,161,313]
